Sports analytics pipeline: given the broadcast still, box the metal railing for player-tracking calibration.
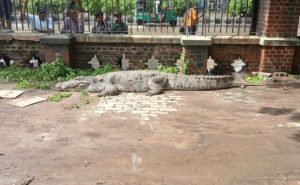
[0,0,259,36]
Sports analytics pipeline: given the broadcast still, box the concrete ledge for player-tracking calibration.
[259,37,300,46]
[0,34,13,41]
[75,34,182,44]
[180,36,212,46]
[212,36,260,45]
[40,34,75,45]
[0,33,43,42]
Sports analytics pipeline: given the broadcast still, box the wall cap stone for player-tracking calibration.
[180,36,212,46]
[75,34,182,44]
[259,37,300,46]
[40,34,75,45]
[0,33,43,42]
[212,36,260,45]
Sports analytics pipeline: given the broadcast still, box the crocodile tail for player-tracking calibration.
[167,74,234,90]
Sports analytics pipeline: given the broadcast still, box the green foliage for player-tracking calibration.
[47,92,72,102]
[83,0,136,15]
[157,65,178,74]
[80,90,91,105]
[28,0,65,14]
[0,55,117,90]
[16,80,32,89]
[244,74,268,85]
[27,0,136,15]
[228,0,252,17]
[38,56,73,81]
[15,80,50,90]
[35,82,51,90]
[180,53,189,75]
[26,0,190,17]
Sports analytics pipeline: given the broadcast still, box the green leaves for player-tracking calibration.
[157,65,178,74]
[180,53,189,75]
[47,92,72,102]
[0,56,117,90]
[244,74,268,85]
[228,0,252,17]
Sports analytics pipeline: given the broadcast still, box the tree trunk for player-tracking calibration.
[116,0,120,11]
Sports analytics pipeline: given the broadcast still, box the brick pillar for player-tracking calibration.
[179,36,211,75]
[293,46,300,74]
[40,35,75,67]
[259,46,295,72]
[258,0,300,73]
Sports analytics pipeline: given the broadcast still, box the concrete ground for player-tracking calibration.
[0,82,300,185]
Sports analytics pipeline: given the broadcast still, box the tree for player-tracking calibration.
[228,0,252,17]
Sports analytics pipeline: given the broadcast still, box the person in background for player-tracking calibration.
[92,11,110,33]
[111,11,127,34]
[0,0,12,30]
[21,0,28,21]
[28,6,53,33]
[182,5,203,35]
[61,0,84,33]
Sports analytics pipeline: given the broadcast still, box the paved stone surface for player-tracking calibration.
[92,93,182,121]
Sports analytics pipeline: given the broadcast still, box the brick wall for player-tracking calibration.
[1,35,298,75]
[293,46,300,74]
[73,43,182,69]
[208,45,260,74]
[0,40,42,65]
[258,0,300,37]
[259,46,295,72]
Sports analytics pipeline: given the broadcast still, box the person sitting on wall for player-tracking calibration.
[61,1,84,33]
[28,6,54,33]
[0,0,13,31]
[92,11,110,33]
[111,12,128,34]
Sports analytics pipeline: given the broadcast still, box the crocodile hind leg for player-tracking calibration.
[146,76,167,96]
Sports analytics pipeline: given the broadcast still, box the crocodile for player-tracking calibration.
[55,70,235,96]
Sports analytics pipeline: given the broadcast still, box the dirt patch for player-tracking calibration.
[0,82,300,185]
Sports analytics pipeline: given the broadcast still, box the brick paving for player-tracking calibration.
[92,93,182,121]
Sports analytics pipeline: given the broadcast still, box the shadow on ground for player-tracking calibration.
[258,107,294,115]
[290,131,300,143]
[267,82,300,89]
[258,107,300,122]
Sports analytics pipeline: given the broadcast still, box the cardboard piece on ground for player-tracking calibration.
[8,96,46,108]
[0,90,25,99]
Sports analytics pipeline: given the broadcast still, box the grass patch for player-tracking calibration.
[157,65,178,74]
[244,74,269,85]
[80,91,91,105]
[0,56,117,90]
[47,92,72,102]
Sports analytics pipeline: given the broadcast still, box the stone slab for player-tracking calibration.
[259,37,300,46]
[40,34,75,45]
[212,36,260,45]
[180,36,212,46]
[13,33,43,42]
[0,90,24,99]
[0,34,13,41]
[75,34,182,44]
[8,96,46,108]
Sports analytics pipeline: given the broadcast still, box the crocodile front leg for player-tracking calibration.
[97,84,119,97]
[146,76,167,96]
[97,75,119,97]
